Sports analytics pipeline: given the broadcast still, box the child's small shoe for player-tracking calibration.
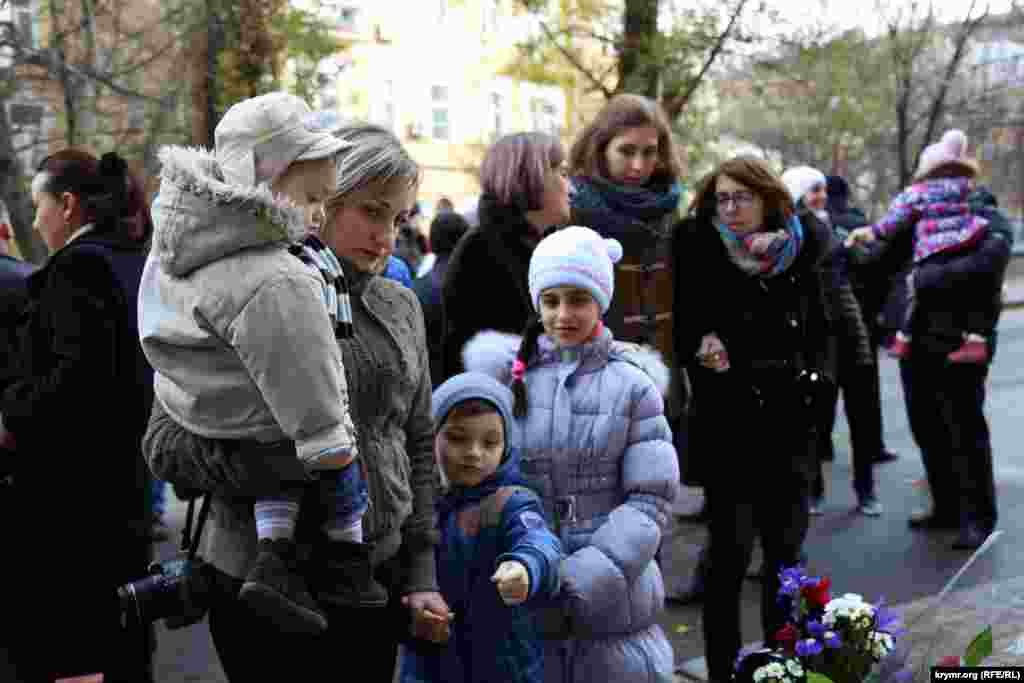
[315,541,388,608]
[240,538,328,634]
[947,336,988,364]
[886,333,911,359]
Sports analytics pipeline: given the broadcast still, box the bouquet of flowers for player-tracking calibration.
[737,566,904,683]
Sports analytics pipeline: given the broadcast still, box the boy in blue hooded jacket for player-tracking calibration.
[398,372,562,683]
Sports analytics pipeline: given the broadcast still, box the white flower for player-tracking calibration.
[754,662,787,682]
[824,593,877,628]
[786,659,804,677]
[872,632,895,654]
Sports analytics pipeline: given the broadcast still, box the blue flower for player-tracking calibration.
[807,621,826,638]
[778,566,805,597]
[874,598,906,638]
[823,631,843,649]
[796,638,824,657]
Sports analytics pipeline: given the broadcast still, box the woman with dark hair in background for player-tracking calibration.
[441,131,571,381]
[1,149,156,682]
[673,156,835,683]
[567,93,685,360]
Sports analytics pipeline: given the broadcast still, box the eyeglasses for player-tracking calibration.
[808,183,825,193]
[716,191,756,209]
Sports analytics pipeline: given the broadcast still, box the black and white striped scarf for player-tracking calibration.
[290,235,354,339]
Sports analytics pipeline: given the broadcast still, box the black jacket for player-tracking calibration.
[0,254,35,453]
[0,230,154,681]
[802,207,874,367]
[672,211,837,485]
[673,211,837,379]
[413,255,450,388]
[441,198,537,381]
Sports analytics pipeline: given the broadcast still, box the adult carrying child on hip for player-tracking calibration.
[140,92,380,634]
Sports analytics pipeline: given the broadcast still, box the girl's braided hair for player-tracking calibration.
[511,316,546,419]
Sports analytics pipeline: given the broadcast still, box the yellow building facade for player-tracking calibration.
[301,0,575,213]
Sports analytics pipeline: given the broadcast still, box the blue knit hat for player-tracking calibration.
[528,225,623,313]
[432,372,518,461]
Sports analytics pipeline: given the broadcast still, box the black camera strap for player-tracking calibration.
[179,494,212,562]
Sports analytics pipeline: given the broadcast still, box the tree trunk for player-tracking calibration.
[618,0,660,99]
[0,95,46,264]
[189,2,211,146]
[207,5,224,144]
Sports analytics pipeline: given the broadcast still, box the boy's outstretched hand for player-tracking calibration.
[492,560,530,606]
[845,226,877,248]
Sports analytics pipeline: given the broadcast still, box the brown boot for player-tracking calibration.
[315,541,388,608]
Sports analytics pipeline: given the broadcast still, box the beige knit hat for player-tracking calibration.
[914,129,979,182]
[215,92,351,187]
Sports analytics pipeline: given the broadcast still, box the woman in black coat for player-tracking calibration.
[782,166,883,516]
[440,132,570,381]
[877,187,1012,550]
[673,156,836,683]
[1,150,155,682]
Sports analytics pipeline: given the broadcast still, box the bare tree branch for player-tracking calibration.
[917,0,988,168]
[663,0,748,119]
[532,11,614,99]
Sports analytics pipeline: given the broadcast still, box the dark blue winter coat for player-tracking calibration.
[398,449,562,683]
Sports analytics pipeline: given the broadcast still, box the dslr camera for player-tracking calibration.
[118,552,211,630]
[118,494,213,630]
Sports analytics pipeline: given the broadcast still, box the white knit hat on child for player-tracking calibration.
[781,166,827,207]
[914,129,979,181]
[528,226,623,314]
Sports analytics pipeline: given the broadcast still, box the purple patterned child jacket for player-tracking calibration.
[871,177,988,263]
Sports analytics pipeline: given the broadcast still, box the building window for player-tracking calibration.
[431,85,449,140]
[530,97,560,137]
[337,5,358,32]
[482,0,499,35]
[489,92,503,140]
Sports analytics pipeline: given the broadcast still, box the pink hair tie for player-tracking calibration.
[511,359,527,382]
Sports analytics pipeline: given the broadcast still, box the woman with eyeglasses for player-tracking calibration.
[782,166,883,520]
[672,156,837,683]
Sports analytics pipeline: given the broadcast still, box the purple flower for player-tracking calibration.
[874,598,906,638]
[778,566,805,597]
[824,631,843,649]
[807,621,826,638]
[893,667,914,683]
[796,638,824,657]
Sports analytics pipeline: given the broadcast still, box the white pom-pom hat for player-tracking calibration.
[914,129,979,181]
[528,225,623,314]
[781,166,827,207]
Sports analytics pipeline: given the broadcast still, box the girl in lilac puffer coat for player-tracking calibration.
[463,226,680,683]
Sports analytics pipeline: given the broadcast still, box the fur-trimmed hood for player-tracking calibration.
[462,328,671,397]
[151,146,307,277]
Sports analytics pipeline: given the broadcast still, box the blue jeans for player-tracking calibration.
[332,459,369,528]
